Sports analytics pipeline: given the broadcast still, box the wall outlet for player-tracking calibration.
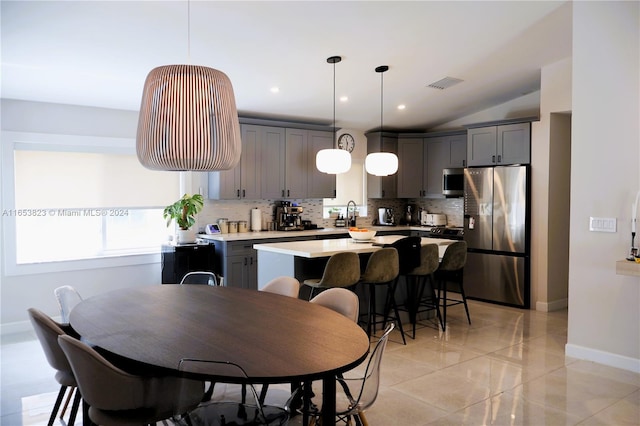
[589,217,617,232]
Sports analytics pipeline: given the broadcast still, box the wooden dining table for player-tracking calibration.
[69,284,370,425]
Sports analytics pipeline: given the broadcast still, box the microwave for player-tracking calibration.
[442,168,464,197]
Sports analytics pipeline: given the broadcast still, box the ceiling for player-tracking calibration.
[1,1,572,132]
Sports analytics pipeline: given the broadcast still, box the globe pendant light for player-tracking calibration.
[136,1,241,171]
[316,56,351,174]
[365,65,398,176]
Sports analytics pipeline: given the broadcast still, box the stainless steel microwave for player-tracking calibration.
[443,168,464,197]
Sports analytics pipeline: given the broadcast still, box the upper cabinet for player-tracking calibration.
[208,124,264,200]
[467,122,531,166]
[209,121,335,200]
[366,132,398,199]
[397,131,466,198]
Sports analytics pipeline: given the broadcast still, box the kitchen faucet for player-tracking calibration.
[347,200,357,227]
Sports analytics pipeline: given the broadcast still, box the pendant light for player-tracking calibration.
[136,1,241,171]
[316,56,351,174]
[365,65,398,176]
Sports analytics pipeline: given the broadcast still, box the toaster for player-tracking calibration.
[421,213,447,227]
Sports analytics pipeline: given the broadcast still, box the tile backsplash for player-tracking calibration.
[197,196,463,231]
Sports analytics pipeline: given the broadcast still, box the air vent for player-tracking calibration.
[427,77,463,90]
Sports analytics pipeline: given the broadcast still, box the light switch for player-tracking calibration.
[589,217,617,233]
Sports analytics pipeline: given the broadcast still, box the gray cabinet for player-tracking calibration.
[306,131,336,198]
[260,127,287,199]
[366,132,397,199]
[211,241,257,290]
[467,122,530,166]
[208,124,264,200]
[397,132,466,198]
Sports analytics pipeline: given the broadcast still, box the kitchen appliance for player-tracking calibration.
[428,227,464,240]
[463,165,530,308]
[275,201,304,231]
[405,204,419,224]
[443,168,464,197]
[377,208,395,226]
[421,213,447,227]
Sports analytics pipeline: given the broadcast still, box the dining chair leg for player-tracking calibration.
[47,386,67,426]
[67,387,81,426]
[59,387,74,420]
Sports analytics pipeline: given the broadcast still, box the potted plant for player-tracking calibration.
[163,193,204,244]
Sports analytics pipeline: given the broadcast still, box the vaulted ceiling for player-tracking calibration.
[1,1,572,131]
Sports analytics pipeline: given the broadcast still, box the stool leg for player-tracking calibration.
[458,272,471,324]
[429,274,444,331]
[367,283,376,337]
[387,279,406,345]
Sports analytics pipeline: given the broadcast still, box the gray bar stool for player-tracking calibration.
[404,243,443,336]
[303,252,361,300]
[435,241,470,331]
[359,247,406,344]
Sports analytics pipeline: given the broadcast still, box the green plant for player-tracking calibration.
[163,193,204,230]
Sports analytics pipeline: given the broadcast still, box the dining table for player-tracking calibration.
[69,284,370,425]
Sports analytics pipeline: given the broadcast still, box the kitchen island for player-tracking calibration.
[253,235,457,290]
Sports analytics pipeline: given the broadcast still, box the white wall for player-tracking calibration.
[567,1,640,371]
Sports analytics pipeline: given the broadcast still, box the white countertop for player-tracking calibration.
[253,235,458,259]
[197,225,433,243]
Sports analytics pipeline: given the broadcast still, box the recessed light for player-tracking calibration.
[340,96,348,102]
[270,87,280,93]
[397,104,406,110]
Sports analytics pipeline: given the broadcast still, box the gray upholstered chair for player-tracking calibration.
[180,271,218,286]
[435,241,470,331]
[27,308,81,426]
[58,334,204,426]
[404,243,443,336]
[302,252,360,299]
[261,276,300,298]
[310,287,359,323]
[359,247,405,344]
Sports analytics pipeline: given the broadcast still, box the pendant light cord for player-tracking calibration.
[187,0,191,63]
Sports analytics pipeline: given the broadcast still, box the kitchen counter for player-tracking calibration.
[197,225,430,243]
[253,235,457,290]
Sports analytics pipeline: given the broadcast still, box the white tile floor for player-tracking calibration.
[2,300,639,425]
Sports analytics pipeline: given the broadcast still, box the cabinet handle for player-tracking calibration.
[463,159,466,167]
[492,155,496,163]
[281,190,285,197]
[237,189,240,198]
[250,257,253,266]
[497,155,502,163]
[287,190,290,197]
[244,258,248,266]
[242,189,246,198]
[382,190,385,197]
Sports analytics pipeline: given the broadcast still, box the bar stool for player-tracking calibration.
[359,248,406,344]
[435,241,470,331]
[302,252,360,300]
[404,243,443,336]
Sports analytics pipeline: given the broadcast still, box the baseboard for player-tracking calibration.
[565,343,640,373]
[536,298,568,312]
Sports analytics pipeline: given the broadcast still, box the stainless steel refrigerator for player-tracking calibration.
[463,165,530,308]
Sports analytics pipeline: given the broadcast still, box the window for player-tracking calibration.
[1,132,180,274]
[323,160,368,218]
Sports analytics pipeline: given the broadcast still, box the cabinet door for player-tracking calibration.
[448,134,467,168]
[285,128,308,199]
[208,124,256,199]
[260,127,286,199]
[467,127,497,166]
[240,125,262,199]
[497,123,530,165]
[397,138,425,198]
[307,130,336,198]
[425,137,447,197]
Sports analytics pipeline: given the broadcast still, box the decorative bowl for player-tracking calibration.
[348,229,377,241]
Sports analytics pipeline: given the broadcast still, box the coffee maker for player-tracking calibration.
[377,207,395,226]
[275,201,304,231]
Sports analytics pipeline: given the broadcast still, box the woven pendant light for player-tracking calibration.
[136,64,242,171]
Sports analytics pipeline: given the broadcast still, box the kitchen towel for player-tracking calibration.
[251,208,262,231]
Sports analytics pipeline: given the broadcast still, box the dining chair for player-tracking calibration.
[58,334,204,426]
[435,240,470,331]
[310,287,359,323]
[261,276,300,298]
[178,358,290,426]
[403,243,443,336]
[359,247,406,344]
[54,285,83,323]
[27,308,81,426]
[180,271,218,286]
[302,252,361,300]
[303,322,395,426]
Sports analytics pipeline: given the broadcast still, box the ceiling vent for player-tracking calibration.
[427,77,463,90]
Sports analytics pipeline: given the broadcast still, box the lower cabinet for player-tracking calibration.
[212,241,258,290]
[161,244,217,284]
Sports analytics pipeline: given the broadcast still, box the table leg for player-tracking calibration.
[322,375,336,425]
